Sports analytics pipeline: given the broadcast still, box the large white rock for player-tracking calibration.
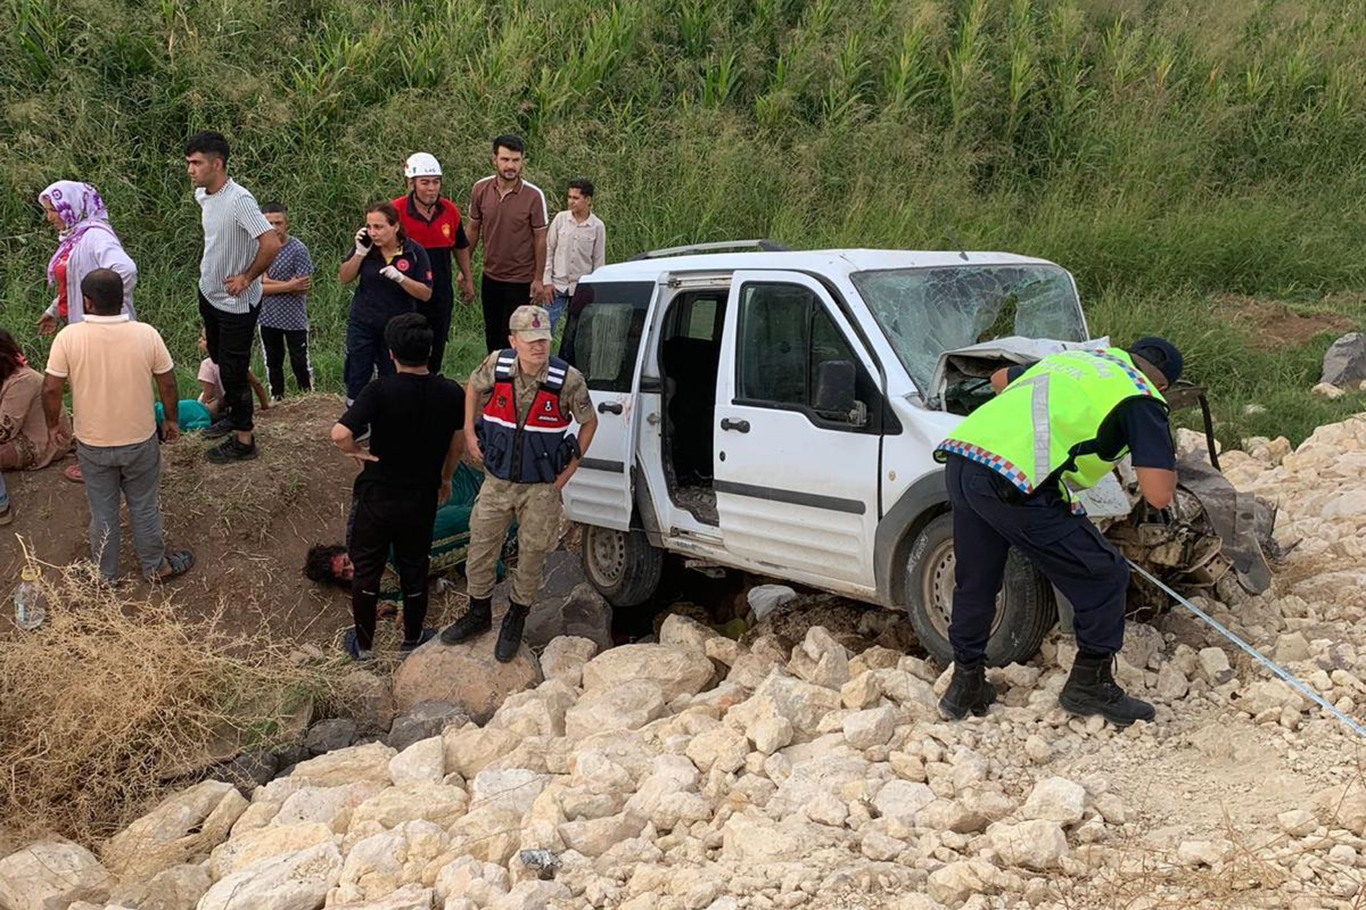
[329,884,433,910]
[196,842,343,910]
[927,859,1009,906]
[110,861,213,910]
[291,742,397,788]
[393,638,542,724]
[103,780,248,880]
[272,781,386,831]
[540,636,598,687]
[558,812,647,857]
[842,706,897,748]
[720,813,844,863]
[332,821,449,905]
[787,627,850,689]
[1313,783,1366,836]
[0,841,113,910]
[208,823,336,880]
[1022,776,1087,825]
[446,804,525,865]
[625,755,701,823]
[470,769,550,816]
[564,679,668,740]
[748,716,794,755]
[989,819,1069,870]
[658,613,719,652]
[873,780,936,825]
[388,736,446,785]
[346,782,469,834]
[684,726,749,774]
[580,644,715,701]
[771,754,874,817]
[487,680,577,739]
[489,880,572,910]
[442,725,520,779]
[726,672,843,738]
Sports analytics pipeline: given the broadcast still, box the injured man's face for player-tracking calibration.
[332,552,355,582]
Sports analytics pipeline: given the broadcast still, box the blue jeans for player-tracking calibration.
[0,471,9,511]
[548,290,571,332]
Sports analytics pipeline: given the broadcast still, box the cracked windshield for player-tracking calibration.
[852,264,1087,392]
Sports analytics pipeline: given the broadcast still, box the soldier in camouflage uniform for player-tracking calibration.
[440,304,596,661]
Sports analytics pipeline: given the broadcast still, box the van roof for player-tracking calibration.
[584,249,1060,283]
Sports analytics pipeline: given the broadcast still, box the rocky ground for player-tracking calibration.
[6,416,1366,910]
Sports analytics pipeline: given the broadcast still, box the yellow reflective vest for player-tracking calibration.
[935,348,1167,506]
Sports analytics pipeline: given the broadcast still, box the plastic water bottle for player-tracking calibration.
[14,566,45,631]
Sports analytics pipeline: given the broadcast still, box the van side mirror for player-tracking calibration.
[814,361,867,427]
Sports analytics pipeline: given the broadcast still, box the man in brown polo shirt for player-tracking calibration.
[468,134,548,353]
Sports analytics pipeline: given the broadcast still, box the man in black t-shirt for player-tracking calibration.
[331,313,465,660]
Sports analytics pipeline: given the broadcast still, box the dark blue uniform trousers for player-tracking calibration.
[945,455,1129,663]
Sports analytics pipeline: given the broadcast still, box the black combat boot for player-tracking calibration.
[1060,652,1156,727]
[938,660,998,720]
[439,596,492,645]
[495,602,531,663]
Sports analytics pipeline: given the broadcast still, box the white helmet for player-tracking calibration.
[404,152,442,178]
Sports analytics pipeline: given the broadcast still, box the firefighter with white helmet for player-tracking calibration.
[391,152,474,374]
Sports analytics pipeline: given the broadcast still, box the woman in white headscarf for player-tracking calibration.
[36,180,137,335]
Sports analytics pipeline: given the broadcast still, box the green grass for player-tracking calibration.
[2,0,1366,446]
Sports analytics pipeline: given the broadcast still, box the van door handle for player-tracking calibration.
[597,401,624,415]
[720,418,750,433]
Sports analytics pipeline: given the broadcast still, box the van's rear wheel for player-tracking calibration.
[581,524,664,608]
[904,513,1056,667]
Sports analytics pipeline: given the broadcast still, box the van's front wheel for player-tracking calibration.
[581,524,664,608]
[903,513,1056,667]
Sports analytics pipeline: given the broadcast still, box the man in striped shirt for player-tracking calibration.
[185,131,282,464]
[468,134,548,353]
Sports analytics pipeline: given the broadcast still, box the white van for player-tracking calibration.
[554,242,1117,665]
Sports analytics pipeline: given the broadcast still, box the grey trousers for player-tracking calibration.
[77,434,165,579]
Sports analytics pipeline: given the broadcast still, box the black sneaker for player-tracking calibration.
[938,660,998,720]
[440,597,492,645]
[400,628,436,654]
[1060,653,1156,727]
[202,418,234,440]
[207,436,259,464]
[495,602,530,663]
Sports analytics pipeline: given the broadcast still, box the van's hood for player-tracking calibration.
[928,335,1111,404]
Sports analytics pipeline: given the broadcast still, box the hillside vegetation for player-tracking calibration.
[1,0,1364,443]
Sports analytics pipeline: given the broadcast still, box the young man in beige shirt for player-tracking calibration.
[43,269,194,582]
[541,179,606,332]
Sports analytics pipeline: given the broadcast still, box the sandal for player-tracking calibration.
[151,549,195,582]
[64,464,84,484]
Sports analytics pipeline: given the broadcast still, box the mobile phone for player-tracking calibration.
[359,230,373,249]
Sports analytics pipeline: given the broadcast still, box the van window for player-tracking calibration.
[736,282,862,412]
[559,281,656,393]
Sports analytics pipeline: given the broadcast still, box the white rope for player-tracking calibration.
[1128,559,1366,742]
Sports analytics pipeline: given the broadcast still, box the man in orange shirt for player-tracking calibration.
[43,269,195,582]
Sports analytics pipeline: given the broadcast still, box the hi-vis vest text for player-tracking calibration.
[477,350,578,484]
[934,348,1167,509]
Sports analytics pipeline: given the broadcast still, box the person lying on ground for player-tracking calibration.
[330,312,462,660]
[302,462,515,600]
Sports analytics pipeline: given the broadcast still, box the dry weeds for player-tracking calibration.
[0,547,333,844]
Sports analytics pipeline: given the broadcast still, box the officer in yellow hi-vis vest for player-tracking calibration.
[933,337,1184,728]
